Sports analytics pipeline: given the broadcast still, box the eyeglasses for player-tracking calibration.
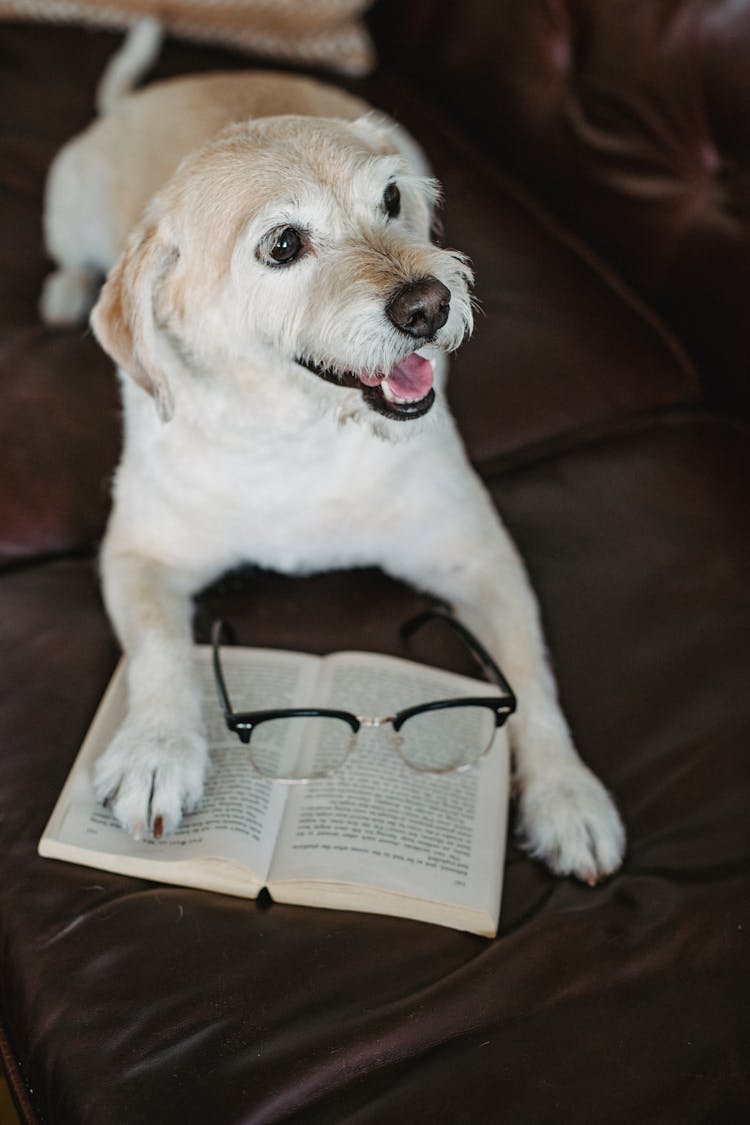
[211,607,516,781]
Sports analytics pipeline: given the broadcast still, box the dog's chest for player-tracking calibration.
[125,406,421,573]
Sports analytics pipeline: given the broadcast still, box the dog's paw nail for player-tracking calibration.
[153,816,164,839]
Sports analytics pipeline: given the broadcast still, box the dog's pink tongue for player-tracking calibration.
[382,353,434,401]
[358,354,434,401]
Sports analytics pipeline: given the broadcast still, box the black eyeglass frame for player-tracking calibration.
[211,607,517,774]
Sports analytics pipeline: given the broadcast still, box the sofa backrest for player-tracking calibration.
[373,0,750,412]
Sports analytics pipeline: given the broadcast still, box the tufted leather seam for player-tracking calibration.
[0,1018,40,1125]
[477,404,750,482]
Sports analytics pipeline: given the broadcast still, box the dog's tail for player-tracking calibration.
[95,17,164,115]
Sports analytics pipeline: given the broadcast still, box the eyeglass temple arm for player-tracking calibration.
[401,607,516,705]
[211,619,236,720]
[214,611,516,715]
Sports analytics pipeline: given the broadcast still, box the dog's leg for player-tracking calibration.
[95,546,210,840]
[382,466,625,884]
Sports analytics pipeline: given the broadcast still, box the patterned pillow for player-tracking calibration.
[0,0,376,76]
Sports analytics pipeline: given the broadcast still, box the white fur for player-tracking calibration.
[42,71,625,881]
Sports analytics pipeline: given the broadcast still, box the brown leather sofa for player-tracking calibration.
[1,3,748,1122]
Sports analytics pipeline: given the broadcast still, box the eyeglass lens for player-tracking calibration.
[249,715,355,780]
[396,705,496,772]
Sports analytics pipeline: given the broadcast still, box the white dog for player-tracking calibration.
[41,40,624,884]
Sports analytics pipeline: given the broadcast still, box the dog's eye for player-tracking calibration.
[383,182,401,219]
[269,226,302,264]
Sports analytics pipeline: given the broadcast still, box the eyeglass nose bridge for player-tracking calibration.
[355,714,397,729]
[355,716,405,760]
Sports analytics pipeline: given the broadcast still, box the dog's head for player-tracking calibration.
[91,113,473,425]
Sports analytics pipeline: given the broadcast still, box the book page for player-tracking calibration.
[268,653,509,930]
[39,647,319,891]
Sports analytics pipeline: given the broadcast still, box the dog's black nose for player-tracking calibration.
[386,276,451,339]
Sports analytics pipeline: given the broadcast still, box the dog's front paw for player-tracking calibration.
[93,722,208,840]
[517,763,625,885]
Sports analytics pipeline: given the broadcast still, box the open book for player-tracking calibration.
[39,644,510,936]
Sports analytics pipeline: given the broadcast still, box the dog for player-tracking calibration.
[41,34,625,884]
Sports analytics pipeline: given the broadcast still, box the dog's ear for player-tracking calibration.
[91,224,178,423]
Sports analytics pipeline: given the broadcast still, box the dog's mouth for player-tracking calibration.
[296,352,435,420]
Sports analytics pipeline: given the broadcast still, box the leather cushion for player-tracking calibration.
[1,412,747,1123]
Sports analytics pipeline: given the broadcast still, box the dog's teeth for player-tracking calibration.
[380,382,409,406]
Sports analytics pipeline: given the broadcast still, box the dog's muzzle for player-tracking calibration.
[296,352,436,421]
